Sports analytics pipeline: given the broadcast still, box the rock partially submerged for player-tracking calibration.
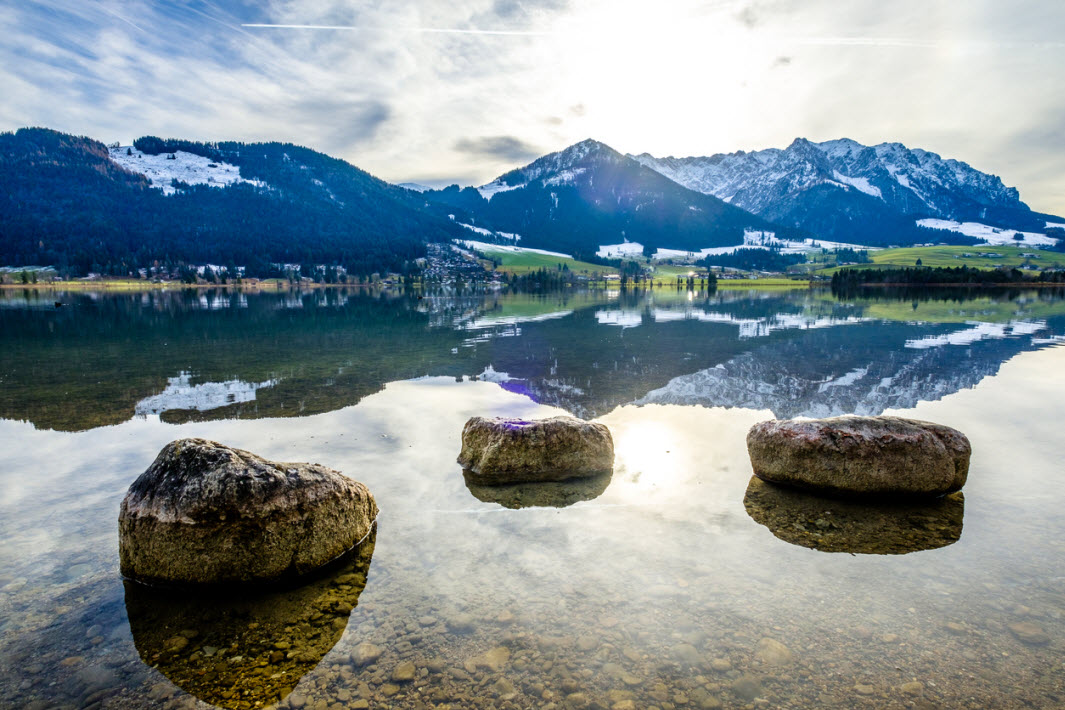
[119,438,378,585]
[747,416,970,498]
[125,530,375,709]
[743,476,964,554]
[464,470,613,509]
[458,416,614,485]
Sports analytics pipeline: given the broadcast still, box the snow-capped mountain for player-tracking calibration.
[632,138,1063,246]
[424,139,807,258]
[476,138,611,197]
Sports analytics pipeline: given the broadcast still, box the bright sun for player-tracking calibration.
[611,419,681,489]
[542,1,763,154]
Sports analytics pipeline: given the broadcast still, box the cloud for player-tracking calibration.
[2,0,1065,214]
[453,135,541,162]
[737,5,760,28]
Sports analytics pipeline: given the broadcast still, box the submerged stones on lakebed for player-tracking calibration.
[118,438,378,585]
[124,531,375,709]
[747,415,970,498]
[458,415,614,485]
[743,476,964,554]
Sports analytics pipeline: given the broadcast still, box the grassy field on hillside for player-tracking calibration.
[473,247,618,275]
[819,245,1065,274]
[717,277,811,288]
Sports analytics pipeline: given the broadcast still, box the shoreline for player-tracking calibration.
[1,277,819,293]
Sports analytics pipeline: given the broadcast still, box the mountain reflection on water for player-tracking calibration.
[3,286,1065,431]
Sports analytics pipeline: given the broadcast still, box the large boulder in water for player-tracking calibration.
[458,416,614,485]
[119,438,378,585]
[746,416,970,498]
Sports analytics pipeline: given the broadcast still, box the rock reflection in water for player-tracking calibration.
[743,477,963,554]
[124,532,375,709]
[463,470,612,509]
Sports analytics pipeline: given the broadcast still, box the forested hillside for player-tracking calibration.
[0,128,464,277]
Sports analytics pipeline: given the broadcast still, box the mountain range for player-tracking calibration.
[422,139,809,259]
[1,127,1061,277]
[632,138,1062,246]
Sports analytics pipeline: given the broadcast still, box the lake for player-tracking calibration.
[1,285,1064,709]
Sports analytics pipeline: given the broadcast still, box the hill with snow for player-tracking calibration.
[423,139,807,259]
[0,128,464,276]
[632,138,1064,247]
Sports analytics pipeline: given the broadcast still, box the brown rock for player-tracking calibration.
[458,416,614,484]
[900,681,924,695]
[754,638,793,666]
[119,439,378,584]
[746,416,970,497]
[123,536,374,710]
[464,646,511,673]
[743,476,964,554]
[351,642,383,667]
[1008,621,1050,645]
[392,661,416,682]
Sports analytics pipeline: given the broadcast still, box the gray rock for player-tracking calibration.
[746,416,970,497]
[731,674,761,701]
[458,416,614,484]
[672,643,702,667]
[447,613,476,634]
[352,642,384,667]
[119,438,378,584]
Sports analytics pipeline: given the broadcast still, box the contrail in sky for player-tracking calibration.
[242,25,1065,49]
[796,36,1065,49]
[242,24,549,36]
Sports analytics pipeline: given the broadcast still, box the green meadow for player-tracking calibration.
[819,245,1065,274]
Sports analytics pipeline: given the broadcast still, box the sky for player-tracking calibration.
[2,0,1064,215]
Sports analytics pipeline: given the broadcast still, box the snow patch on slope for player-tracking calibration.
[458,240,571,259]
[916,219,1056,246]
[653,231,872,261]
[477,180,525,199]
[544,168,586,186]
[458,222,521,241]
[110,146,264,196]
[832,171,882,199]
[597,242,645,259]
